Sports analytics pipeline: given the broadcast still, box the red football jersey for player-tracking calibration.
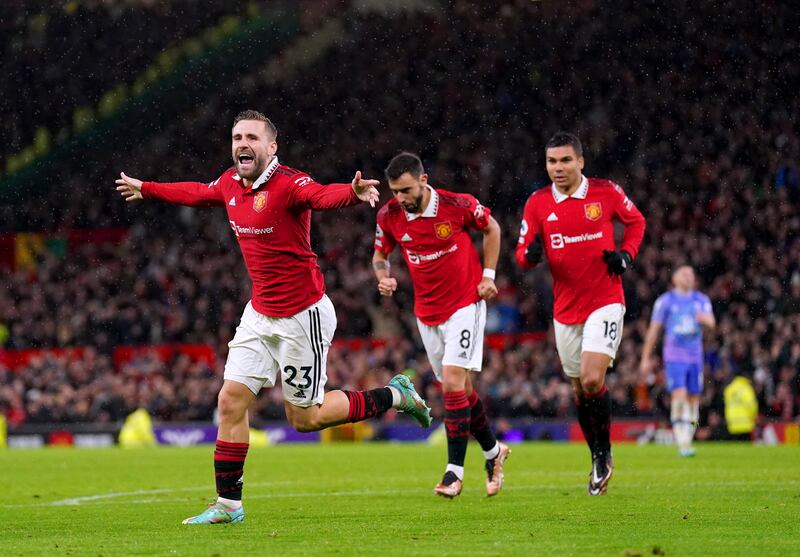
[375,186,490,325]
[515,176,646,324]
[141,157,360,317]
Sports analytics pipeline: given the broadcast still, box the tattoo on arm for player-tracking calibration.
[373,260,390,272]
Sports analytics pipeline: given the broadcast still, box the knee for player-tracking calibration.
[287,412,321,433]
[441,378,463,393]
[441,368,467,393]
[217,389,248,422]
[580,374,604,395]
[464,375,474,397]
[672,390,688,402]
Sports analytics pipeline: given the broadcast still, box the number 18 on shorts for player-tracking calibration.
[553,303,625,378]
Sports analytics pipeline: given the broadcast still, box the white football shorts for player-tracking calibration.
[553,303,625,378]
[224,295,336,407]
[417,300,486,381]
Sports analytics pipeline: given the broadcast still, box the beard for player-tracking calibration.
[235,153,267,181]
[401,192,425,213]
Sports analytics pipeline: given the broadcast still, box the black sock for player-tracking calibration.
[214,440,248,500]
[583,385,612,454]
[444,391,471,468]
[468,390,498,452]
[344,388,393,422]
[575,396,597,454]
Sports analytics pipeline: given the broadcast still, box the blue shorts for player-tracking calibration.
[665,362,703,394]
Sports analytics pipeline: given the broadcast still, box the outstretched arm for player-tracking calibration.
[293,171,380,210]
[115,171,225,207]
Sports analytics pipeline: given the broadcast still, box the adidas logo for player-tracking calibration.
[229,197,237,206]
[606,342,614,349]
[546,212,558,222]
[293,389,306,398]
[401,233,413,242]
[458,351,468,359]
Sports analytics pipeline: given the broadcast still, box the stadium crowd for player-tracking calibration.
[1,1,799,430]
[0,0,249,170]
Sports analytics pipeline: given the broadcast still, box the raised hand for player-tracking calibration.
[351,171,380,207]
[115,172,144,202]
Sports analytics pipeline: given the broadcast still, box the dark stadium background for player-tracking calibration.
[1,0,798,447]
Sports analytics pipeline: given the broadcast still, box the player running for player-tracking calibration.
[115,110,431,524]
[372,152,510,498]
[516,132,646,495]
[640,265,715,456]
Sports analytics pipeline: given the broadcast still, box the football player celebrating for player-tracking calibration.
[516,132,646,495]
[116,111,431,524]
[372,152,510,498]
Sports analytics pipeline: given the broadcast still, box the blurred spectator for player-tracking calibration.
[724,372,759,441]
[0,0,248,167]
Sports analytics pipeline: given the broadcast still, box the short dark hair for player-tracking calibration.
[385,152,425,182]
[545,132,583,157]
[232,110,277,139]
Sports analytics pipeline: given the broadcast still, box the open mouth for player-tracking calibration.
[237,153,255,168]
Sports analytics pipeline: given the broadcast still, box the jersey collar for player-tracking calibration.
[552,175,588,203]
[405,185,439,221]
[251,156,280,190]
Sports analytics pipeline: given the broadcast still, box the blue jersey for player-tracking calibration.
[651,290,712,365]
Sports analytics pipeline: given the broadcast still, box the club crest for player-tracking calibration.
[434,221,453,240]
[584,202,602,221]
[253,191,268,212]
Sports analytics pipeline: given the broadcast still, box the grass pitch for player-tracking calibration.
[1,442,798,556]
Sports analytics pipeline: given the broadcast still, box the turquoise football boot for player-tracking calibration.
[388,373,432,428]
[182,501,244,524]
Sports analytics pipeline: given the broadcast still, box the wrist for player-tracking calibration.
[372,259,391,274]
[482,268,496,280]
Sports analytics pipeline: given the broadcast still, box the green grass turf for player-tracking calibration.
[1,442,798,556]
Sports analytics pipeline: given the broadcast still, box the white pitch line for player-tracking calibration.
[52,488,183,506]
[34,481,296,508]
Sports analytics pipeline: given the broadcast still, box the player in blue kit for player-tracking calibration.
[641,266,715,456]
